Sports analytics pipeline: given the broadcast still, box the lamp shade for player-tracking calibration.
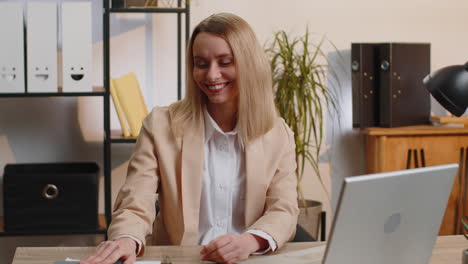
[423,62,468,117]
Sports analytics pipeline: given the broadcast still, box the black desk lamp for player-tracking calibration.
[423,62,468,117]
[423,62,468,239]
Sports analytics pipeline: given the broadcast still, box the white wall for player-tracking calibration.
[1,0,468,262]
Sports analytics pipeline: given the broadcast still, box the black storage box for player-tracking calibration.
[3,162,99,232]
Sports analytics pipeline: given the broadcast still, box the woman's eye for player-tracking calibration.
[195,63,208,68]
[220,60,232,66]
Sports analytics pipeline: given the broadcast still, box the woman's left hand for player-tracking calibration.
[200,233,267,264]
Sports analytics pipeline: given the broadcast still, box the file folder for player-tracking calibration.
[378,43,431,127]
[0,2,25,93]
[111,73,149,137]
[61,2,92,92]
[352,42,431,128]
[27,2,58,93]
[351,43,379,128]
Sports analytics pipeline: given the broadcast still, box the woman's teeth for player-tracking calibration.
[207,83,227,91]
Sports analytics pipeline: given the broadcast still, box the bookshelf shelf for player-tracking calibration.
[110,129,137,143]
[0,87,106,98]
[0,215,107,237]
[109,7,188,13]
[110,138,137,143]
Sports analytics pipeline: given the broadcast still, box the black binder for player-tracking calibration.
[351,43,379,128]
[378,43,431,127]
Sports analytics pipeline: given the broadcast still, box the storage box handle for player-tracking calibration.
[42,184,59,200]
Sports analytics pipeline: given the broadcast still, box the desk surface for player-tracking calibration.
[12,235,467,264]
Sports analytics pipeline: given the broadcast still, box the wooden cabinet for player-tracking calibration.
[364,125,468,235]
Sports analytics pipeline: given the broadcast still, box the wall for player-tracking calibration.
[1,0,467,262]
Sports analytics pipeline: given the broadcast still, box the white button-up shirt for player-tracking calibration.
[199,109,276,253]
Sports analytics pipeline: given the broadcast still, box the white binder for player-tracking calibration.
[0,2,25,93]
[61,2,92,92]
[27,2,58,93]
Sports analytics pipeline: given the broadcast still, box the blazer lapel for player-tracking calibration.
[245,136,265,227]
[180,115,205,245]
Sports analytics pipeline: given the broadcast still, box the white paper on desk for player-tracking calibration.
[64,258,160,264]
[241,245,326,264]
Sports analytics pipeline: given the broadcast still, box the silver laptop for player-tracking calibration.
[322,163,458,264]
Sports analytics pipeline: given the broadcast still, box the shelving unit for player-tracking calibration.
[102,0,190,228]
[0,0,189,238]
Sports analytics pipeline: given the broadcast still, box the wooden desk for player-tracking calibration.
[364,125,468,235]
[12,236,467,264]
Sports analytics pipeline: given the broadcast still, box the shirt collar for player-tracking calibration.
[203,107,238,143]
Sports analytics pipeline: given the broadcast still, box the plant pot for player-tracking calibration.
[296,199,323,241]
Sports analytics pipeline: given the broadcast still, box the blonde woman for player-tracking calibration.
[82,13,299,264]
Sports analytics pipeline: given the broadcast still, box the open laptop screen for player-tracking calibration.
[323,164,458,264]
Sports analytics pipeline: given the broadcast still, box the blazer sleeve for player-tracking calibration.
[248,121,299,249]
[107,110,159,256]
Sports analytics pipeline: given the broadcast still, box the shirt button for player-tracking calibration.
[218,143,227,151]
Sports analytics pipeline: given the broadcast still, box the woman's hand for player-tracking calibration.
[79,237,137,264]
[200,233,268,264]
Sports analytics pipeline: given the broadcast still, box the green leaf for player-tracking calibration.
[462,217,468,239]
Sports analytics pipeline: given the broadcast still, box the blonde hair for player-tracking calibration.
[170,13,277,143]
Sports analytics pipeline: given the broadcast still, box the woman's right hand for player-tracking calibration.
[79,237,137,264]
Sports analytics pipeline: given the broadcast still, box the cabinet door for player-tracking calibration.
[366,135,468,235]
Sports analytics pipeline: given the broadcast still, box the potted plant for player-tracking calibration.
[266,28,340,241]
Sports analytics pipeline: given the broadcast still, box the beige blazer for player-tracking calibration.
[107,106,299,256]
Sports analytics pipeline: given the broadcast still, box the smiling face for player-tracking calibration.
[70,66,85,81]
[34,66,50,81]
[1,66,17,82]
[192,32,239,112]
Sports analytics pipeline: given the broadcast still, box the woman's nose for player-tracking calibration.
[207,64,221,81]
